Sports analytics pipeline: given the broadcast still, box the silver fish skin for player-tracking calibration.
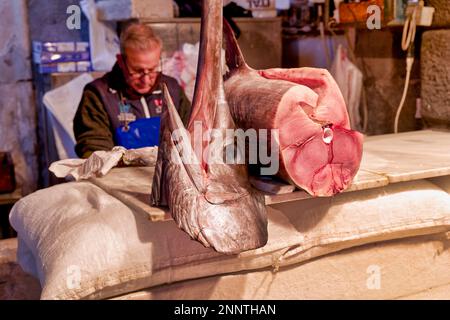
[151,0,268,255]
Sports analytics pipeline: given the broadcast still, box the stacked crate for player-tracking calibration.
[32,41,92,74]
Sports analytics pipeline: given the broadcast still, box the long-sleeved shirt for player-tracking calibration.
[73,62,191,158]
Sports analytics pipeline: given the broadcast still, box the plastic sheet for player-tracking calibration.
[330,44,363,131]
[80,0,120,71]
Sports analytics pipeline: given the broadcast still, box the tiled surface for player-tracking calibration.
[361,130,450,182]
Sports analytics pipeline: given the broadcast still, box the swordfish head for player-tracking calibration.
[150,0,268,254]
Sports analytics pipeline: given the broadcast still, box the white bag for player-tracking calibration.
[162,42,200,103]
[80,0,120,71]
[330,44,363,131]
[48,146,158,181]
[162,42,226,103]
[43,73,94,160]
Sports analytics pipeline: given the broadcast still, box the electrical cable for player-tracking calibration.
[394,54,414,134]
[394,2,421,133]
[401,6,417,51]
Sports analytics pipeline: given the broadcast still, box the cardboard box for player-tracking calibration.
[33,41,90,64]
[38,61,92,74]
[33,41,89,53]
[97,0,174,21]
[33,51,90,64]
[339,0,384,24]
[228,0,277,18]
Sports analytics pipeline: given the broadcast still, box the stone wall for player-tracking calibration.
[428,0,450,27]
[0,83,37,195]
[421,30,450,128]
[0,0,88,193]
[0,0,37,195]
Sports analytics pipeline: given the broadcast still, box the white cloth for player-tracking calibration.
[162,43,227,103]
[43,73,94,160]
[49,146,158,181]
[80,0,119,71]
[330,44,363,131]
[9,176,450,300]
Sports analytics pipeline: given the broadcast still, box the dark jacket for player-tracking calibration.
[73,62,191,158]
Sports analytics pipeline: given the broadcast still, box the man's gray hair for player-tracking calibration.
[120,23,162,55]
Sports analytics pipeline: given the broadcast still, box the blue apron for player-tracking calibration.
[114,92,162,149]
[115,117,161,149]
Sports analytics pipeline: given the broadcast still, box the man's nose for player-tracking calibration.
[140,73,155,85]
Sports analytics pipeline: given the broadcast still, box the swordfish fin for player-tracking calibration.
[163,83,190,134]
[185,0,223,171]
[162,84,206,193]
[187,1,223,135]
[223,18,248,77]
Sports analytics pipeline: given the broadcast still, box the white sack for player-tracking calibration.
[43,73,94,160]
[80,0,120,71]
[330,44,363,131]
[49,146,158,181]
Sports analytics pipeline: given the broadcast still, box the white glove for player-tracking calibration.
[50,146,159,181]
[122,146,158,167]
[49,147,126,181]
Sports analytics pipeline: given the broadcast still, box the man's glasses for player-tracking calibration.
[125,59,162,80]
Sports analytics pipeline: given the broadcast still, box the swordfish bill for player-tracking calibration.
[150,0,268,255]
[223,21,363,197]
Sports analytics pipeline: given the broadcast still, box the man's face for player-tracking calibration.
[123,46,161,95]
